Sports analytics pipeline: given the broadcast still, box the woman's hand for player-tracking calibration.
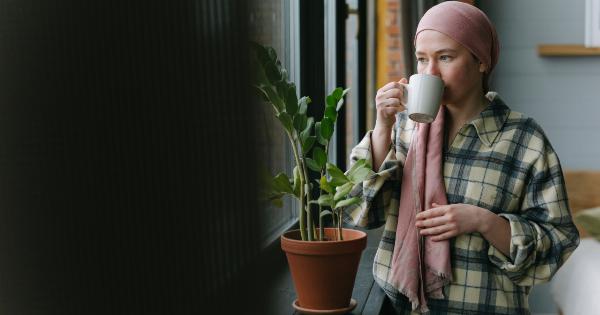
[415,203,486,241]
[374,78,408,130]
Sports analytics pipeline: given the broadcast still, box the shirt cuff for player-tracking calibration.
[487,213,536,274]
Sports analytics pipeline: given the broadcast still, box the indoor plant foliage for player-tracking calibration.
[252,42,373,242]
[252,42,372,313]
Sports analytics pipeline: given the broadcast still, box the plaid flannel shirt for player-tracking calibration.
[345,93,580,314]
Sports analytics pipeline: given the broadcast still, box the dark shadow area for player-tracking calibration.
[0,0,265,313]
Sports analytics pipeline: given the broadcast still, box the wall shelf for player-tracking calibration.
[537,44,600,56]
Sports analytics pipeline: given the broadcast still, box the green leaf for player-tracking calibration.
[273,173,293,194]
[334,197,362,209]
[347,158,367,173]
[302,136,316,154]
[315,122,326,145]
[252,57,269,85]
[320,117,334,141]
[346,159,373,183]
[305,158,321,172]
[293,166,301,198]
[316,194,334,208]
[334,182,354,201]
[324,105,337,121]
[285,83,298,115]
[250,41,268,62]
[319,210,333,218]
[319,176,334,194]
[348,166,372,184]
[331,87,343,100]
[293,113,307,133]
[327,163,349,186]
[277,112,293,133]
[263,85,284,113]
[336,88,350,111]
[266,46,278,63]
[313,147,327,168]
[264,60,281,84]
[253,85,269,102]
[276,81,288,102]
[342,88,350,97]
[326,94,336,107]
[298,96,311,115]
[300,117,314,143]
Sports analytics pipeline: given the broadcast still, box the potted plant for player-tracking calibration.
[251,42,374,314]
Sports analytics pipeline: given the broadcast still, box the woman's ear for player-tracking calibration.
[479,62,488,73]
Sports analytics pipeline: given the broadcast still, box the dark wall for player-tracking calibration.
[0,1,260,314]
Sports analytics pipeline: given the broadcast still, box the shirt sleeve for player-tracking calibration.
[344,128,403,229]
[487,139,580,286]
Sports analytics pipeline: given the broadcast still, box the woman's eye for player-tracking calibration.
[440,55,452,62]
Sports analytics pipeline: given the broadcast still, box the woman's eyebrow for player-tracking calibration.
[415,48,458,55]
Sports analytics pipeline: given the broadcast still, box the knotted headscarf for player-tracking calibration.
[415,1,499,74]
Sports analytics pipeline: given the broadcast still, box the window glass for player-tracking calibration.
[345,0,360,161]
[249,0,297,246]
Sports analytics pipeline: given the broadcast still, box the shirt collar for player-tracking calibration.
[467,92,511,147]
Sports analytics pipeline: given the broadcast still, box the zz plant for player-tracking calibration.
[252,42,373,242]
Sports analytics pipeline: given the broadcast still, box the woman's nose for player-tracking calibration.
[423,61,441,77]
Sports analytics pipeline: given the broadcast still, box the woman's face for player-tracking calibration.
[415,30,485,105]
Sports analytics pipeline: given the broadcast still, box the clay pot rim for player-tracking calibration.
[281,228,367,256]
[281,228,366,244]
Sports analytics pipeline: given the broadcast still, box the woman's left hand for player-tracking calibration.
[415,203,486,241]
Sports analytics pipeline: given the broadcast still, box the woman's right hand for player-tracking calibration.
[374,78,408,130]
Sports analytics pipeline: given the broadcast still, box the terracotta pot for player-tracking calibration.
[281,228,367,313]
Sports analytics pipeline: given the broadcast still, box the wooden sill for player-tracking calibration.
[537,44,600,56]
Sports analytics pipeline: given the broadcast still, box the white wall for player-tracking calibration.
[480,0,600,170]
[478,2,598,314]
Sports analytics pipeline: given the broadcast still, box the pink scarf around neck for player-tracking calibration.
[389,106,452,313]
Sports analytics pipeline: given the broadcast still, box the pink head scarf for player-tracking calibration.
[415,1,500,74]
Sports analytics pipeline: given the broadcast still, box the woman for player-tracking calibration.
[346,2,579,314]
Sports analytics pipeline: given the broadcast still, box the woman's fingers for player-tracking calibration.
[415,206,446,220]
[419,223,454,236]
[430,231,456,242]
[376,87,405,104]
[375,79,408,127]
[377,98,402,108]
[415,215,446,228]
[377,80,406,95]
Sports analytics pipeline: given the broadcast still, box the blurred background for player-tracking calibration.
[0,0,598,314]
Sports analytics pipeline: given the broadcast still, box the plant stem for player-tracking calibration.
[338,210,343,241]
[300,157,314,242]
[319,141,329,241]
[318,175,324,241]
[318,203,324,241]
[285,131,308,241]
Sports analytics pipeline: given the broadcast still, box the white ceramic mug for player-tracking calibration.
[400,74,444,123]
